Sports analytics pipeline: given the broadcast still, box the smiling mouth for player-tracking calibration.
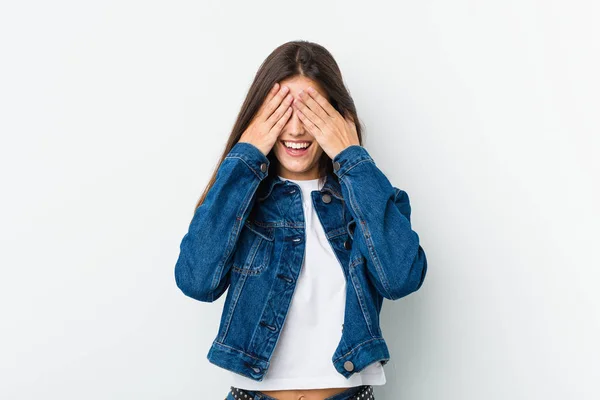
[280,140,313,150]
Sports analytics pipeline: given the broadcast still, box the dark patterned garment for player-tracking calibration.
[226,385,375,400]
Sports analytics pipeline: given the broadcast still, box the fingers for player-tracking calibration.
[272,105,293,135]
[254,83,280,120]
[296,105,320,138]
[260,82,280,111]
[294,92,326,130]
[260,84,290,124]
[303,87,338,119]
[266,92,293,128]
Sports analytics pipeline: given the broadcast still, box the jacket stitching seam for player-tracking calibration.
[231,264,265,275]
[332,337,385,363]
[209,167,259,301]
[247,235,285,351]
[209,217,241,303]
[337,158,374,179]
[327,226,347,239]
[224,155,262,180]
[213,341,267,363]
[349,255,363,268]
[344,177,393,299]
[219,272,248,342]
[349,266,375,337]
[232,236,271,275]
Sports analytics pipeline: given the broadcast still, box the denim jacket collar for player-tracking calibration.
[256,168,344,202]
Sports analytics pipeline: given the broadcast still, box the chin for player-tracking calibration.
[273,145,323,176]
[279,163,312,173]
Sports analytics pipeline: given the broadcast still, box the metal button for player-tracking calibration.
[260,163,267,173]
[333,161,341,171]
[343,360,354,371]
[344,239,352,250]
[321,193,332,203]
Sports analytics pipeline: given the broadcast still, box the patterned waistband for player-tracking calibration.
[228,385,374,400]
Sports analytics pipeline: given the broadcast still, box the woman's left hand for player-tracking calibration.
[293,86,360,160]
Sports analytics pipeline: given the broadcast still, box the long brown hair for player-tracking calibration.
[192,40,364,216]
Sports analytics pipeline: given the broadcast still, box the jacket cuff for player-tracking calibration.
[332,145,374,178]
[227,142,271,180]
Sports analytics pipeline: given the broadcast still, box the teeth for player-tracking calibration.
[284,141,310,149]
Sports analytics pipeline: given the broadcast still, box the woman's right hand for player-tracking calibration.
[238,83,294,156]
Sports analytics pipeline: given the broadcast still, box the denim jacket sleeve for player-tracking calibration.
[174,142,270,303]
[332,145,428,300]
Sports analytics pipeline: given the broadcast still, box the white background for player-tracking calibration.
[1,1,598,399]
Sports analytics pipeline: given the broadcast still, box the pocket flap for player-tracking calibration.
[244,220,275,241]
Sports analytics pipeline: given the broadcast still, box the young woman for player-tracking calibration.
[174,41,428,400]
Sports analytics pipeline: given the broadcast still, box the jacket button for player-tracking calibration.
[344,239,352,250]
[343,360,354,371]
[321,193,332,203]
[333,161,341,171]
[260,163,267,173]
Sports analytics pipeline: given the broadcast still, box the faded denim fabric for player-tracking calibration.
[175,142,427,382]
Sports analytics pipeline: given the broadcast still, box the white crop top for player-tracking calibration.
[229,176,386,390]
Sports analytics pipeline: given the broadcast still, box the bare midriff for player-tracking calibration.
[257,387,349,400]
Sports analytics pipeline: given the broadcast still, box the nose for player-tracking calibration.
[286,106,306,135]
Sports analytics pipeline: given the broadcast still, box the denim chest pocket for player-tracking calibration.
[232,220,275,275]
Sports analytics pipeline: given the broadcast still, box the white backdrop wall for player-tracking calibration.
[1,1,598,399]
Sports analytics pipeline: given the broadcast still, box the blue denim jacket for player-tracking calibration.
[174,141,427,382]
